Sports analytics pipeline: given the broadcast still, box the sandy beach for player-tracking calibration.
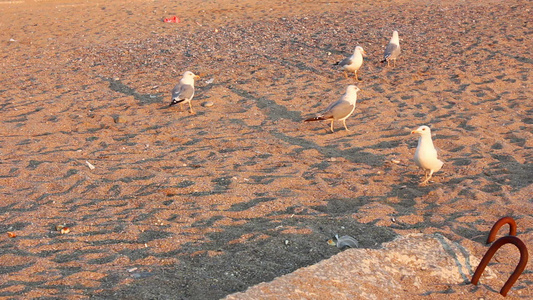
[0,0,531,298]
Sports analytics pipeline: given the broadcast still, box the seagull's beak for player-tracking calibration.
[411,130,418,134]
[194,75,201,80]
[362,50,367,57]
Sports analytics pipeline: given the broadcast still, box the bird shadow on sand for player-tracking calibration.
[100,76,164,105]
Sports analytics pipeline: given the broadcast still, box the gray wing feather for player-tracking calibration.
[172,83,195,100]
[338,57,352,67]
[384,43,400,60]
[323,100,354,120]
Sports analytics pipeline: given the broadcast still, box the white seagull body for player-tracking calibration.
[382,31,400,67]
[304,85,360,133]
[411,125,444,185]
[169,71,200,113]
[337,46,366,81]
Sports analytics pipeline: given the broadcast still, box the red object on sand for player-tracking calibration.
[164,16,180,23]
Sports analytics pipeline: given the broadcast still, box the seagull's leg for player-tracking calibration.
[343,119,351,131]
[427,170,434,182]
[421,170,434,185]
[179,103,183,111]
[393,59,396,68]
[354,71,360,81]
[330,120,335,133]
[387,60,391,67]
[188,102,195,114]
[343,71,348,79]
[420,170,428,184]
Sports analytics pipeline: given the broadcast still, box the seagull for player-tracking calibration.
[169,71,200,113]
[304,85,360,133]
[336,46,366,81]
[381,31,400,67]
[411,125,444,185]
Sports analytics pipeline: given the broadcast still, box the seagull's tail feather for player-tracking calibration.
[304,116,327,122]
[381,53,393,63]
[169,98,185,107]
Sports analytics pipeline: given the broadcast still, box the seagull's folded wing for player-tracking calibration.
[323,100,354,120]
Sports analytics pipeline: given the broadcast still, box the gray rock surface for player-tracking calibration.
[225,234,506,299]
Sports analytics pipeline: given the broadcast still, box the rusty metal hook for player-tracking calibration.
[487,217,517,244]
[471,236,528,296]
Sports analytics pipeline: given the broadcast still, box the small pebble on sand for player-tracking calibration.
[203,101,214,107]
